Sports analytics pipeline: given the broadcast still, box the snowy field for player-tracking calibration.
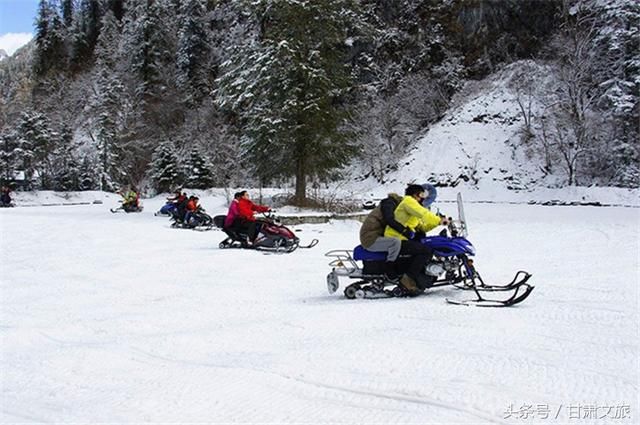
[1,196,638,423]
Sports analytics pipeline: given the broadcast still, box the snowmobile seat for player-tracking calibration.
[213,215,226,229]
[354,245,415,276]
[353,245,387,262]
[213,214,250,242]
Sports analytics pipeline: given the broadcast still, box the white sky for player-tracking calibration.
[0,32,32,56]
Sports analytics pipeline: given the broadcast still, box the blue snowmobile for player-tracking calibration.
[325,193,533,307]
[154,202,178,217]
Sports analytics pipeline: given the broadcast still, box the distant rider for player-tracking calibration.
[235,190,270,244]
[175,192,190,221]
[122,187,140,212]
[157,189,184,216]
[184,195,200,226]
[0,186,12,207]
[167,189,183,203]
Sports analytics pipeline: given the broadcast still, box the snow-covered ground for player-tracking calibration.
[1,194,638,423]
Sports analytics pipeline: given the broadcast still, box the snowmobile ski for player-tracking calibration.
[473,271,532,291]
[446,281,534,307]
[110,205,143,213]
[170,222,214,231]
[299,239,319,249]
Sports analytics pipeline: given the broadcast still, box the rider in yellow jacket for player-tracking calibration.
[383,191,443,240]
[121,187,140,211]
[383,184,449,295]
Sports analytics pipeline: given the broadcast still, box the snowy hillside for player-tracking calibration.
[398,65,541,188]
[1,195,637,423]
[347,62,639,207]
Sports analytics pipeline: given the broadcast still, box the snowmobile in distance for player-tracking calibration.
[213,211,319,254]
[171,206,214,231]
[325,193,534,307]
[154,202,177,217]
[110,201,143,213]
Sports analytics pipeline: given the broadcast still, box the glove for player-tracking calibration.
[402,228,415,240]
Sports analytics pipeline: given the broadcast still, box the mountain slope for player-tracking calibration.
[348,61,639,206]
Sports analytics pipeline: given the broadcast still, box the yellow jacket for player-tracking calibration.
[384,195,441,240]
[123,190,138,204]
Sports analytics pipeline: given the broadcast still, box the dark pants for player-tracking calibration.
[123,202,138,212]
[400,240,433,285]
[234,219,259,241]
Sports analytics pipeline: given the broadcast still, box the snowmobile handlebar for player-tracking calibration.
[446,219,467,238]
[256,210,279,223]
[436,212,452,226]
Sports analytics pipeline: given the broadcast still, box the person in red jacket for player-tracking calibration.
[235,190,270,243]
[184,195,200,225]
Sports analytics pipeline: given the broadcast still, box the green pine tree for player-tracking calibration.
[149,141,183,193]
[176,0,209,105]
[78,155,97,190]
[184,147,214,189]
[216,0,364,204]
[53,126,80,191]
[34,0,67,76]
[16,110,58,189]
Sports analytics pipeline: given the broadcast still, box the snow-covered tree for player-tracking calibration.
[149,141,183,193]
[205,122,246,188]
[70,0,103,70]
[534,0,639,187]
[52,125,80,191]
[78,155,97,190]
[92,71,127,191]
[87,9,131,191]
[34,0,67,76]
[217,0,364,204]
[536,3,604,186]
[0,129,21,185]
[176,0,209,105]
[588,0,640,187]
[184,147,213,189]
[60,0,74,29]
[127,0,177,104]
[15,110,59,189]
[94,10,121,71]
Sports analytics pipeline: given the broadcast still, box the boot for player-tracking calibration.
[398,274,422,297]
[415,273,436,290]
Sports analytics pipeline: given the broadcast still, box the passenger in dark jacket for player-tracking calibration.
[0,186,12,207]
[359,192,413,280]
